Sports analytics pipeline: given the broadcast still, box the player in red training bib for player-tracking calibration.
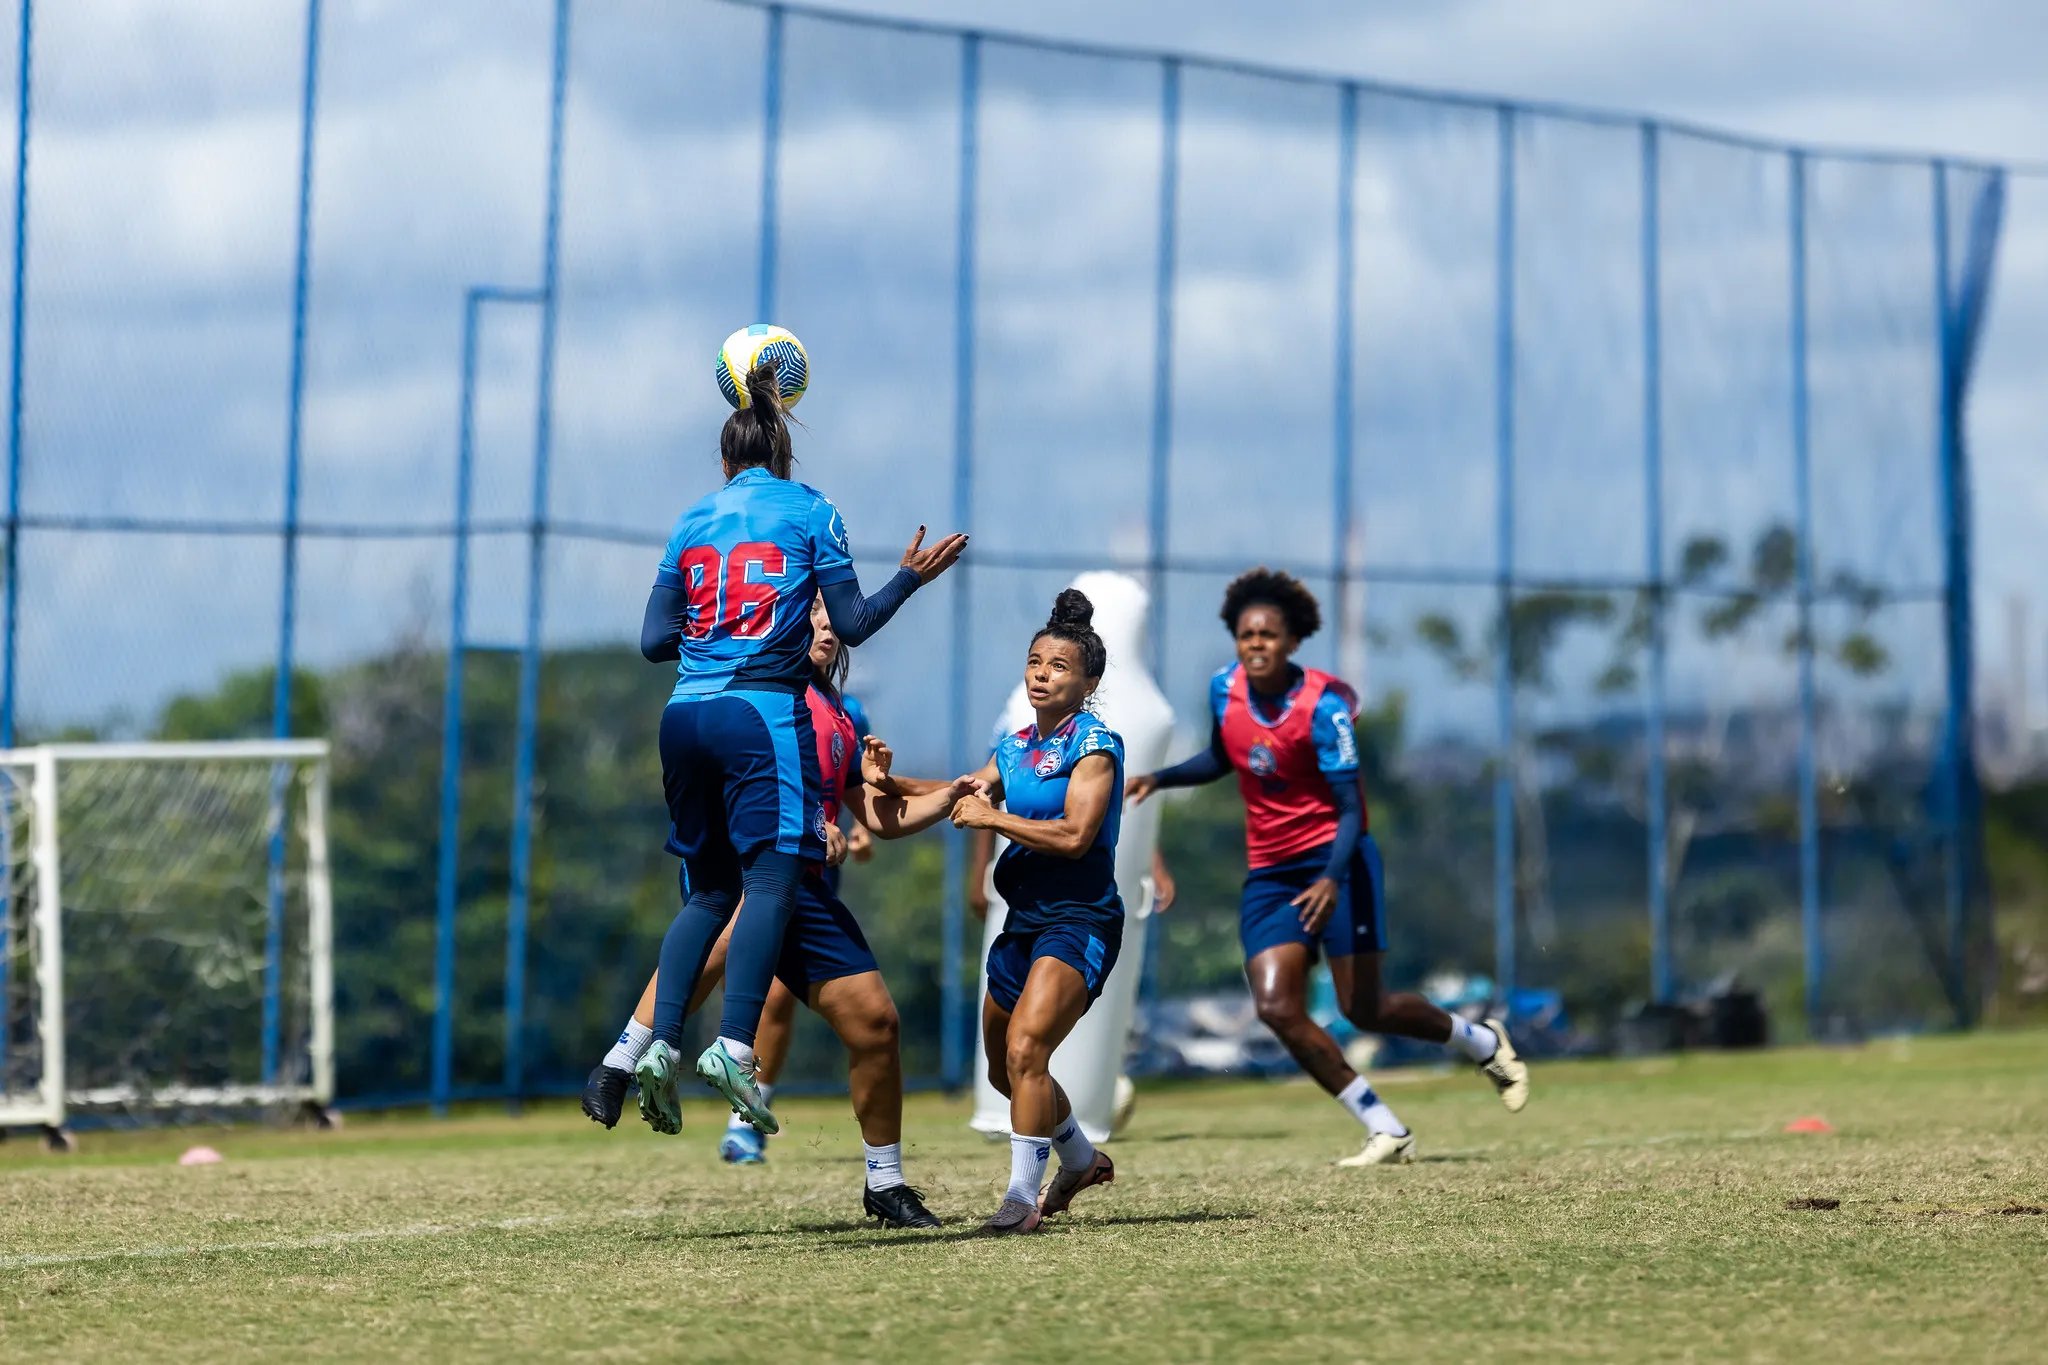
[1127,568,1530,1164]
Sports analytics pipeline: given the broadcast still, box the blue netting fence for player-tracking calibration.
[0,0,2025,1106]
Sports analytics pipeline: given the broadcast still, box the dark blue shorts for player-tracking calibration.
[985,918,1123,1014]
[660,690,825,885]
[774,876,879,996]
[1239,833,1386,964]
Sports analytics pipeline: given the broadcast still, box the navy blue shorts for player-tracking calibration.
[660,690,826,885]
[774,876,879,996]
[1239,833,1386,964]
[985,918,1123,1014]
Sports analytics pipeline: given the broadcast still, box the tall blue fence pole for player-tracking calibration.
[1492,105,1517,1002]
[262,0,322,1090]
[756,4,783,322]
[1788,150,1823,1033]
[1641,121,1671,1004]
[1330,83,1358,671]
[433,289,488,1118]
[505,0,571,1110]
[1932,160,1969,1026]
[0,0,29,1078]
[1145,58,1180,677]
[1,0,30,751]
[939,31,978,1091]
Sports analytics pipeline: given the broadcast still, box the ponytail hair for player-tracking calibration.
[1032,588,1107,680]
[720,360,795,479]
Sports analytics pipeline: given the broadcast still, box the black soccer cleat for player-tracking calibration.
[581,1064,632,1129]
[863,1183,941,1229]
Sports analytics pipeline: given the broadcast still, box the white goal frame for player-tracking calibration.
[0,739,335,1129]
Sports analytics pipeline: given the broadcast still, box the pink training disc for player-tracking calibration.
[1784,1117,1834,1134]
[177,1145,225,1166]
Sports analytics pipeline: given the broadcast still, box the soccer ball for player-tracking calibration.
[716,323,808,410]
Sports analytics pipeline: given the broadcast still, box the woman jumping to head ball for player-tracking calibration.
[947,589,1124,1234]
[635,356,964,1142]
[1126,568,1529,1166]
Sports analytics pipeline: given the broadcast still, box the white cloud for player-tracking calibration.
[4,0,2041,743]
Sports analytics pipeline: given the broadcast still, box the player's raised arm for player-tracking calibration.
[811,503,968,648]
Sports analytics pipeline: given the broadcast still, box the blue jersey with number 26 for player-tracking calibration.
[655,466,857,699]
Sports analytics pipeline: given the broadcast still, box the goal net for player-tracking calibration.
[0,741,334,1129]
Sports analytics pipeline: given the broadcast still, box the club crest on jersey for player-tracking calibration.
[1032,739,1065,777]
[813,808,831,841]
[830,731,846,772]
[1247,743,1279,778]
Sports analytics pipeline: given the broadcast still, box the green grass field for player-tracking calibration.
[4,1032,2045,1363]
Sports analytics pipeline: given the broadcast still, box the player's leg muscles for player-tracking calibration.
[1331,951,1453,1043]
[755,979,801,1086]
[982,991,1015,1098]
[1004,957,1093,1139]
[809,971,902,1146]
[1248,943,1357,1095]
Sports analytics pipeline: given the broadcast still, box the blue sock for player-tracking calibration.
[650,880,738,1049]
[715,850,803,1047]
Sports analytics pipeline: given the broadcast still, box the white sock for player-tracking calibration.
[1051,1115,1096,1171]
[1337,1075,1409,1138]
[1006,1133,1051,1205]
[602,1019,653,1072]
[863,1141,904,1191]
[725,1083,772,1132]
[1447,1016,1499,1063]
[716,1036,757,1071]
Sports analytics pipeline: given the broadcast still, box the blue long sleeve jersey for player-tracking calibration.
[639,467,919,695]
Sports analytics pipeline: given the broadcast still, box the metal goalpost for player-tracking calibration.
[0,739,335,1139]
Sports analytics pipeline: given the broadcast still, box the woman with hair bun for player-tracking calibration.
[942,588,1125,1234]
[1126,567,1530,1167]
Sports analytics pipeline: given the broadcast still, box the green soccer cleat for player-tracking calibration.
[695,1042,780,1136]
[634,1040,684,1135]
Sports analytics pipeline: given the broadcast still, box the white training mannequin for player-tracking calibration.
[969,571,1176,1143]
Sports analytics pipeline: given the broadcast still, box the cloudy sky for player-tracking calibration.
[9,0,2043,762]
[822,0,2048,712]
[832,0,2047,163]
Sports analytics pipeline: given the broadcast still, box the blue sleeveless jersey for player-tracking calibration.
[992,710,1125,933]
[655,467,857,699]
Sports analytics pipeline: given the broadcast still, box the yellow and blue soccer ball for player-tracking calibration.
[716,323,808,410]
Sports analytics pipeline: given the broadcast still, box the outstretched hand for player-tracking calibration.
[1125,773,1160,805]
[901,526,969,584]
[860,735,896,791]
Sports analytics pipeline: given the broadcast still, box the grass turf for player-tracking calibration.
[2,1031,2044,1363]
